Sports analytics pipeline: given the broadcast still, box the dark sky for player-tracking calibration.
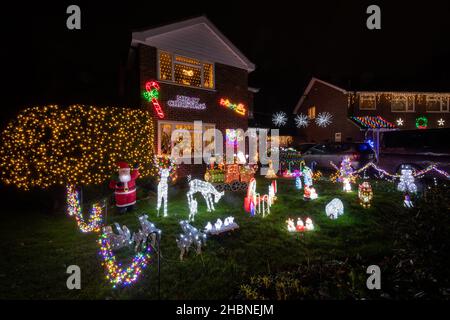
[2,0,450,124]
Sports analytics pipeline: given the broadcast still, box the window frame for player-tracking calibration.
[425,96,450,113]
[390,95,415,113]
[157,50,216,90]
[359,94,377,110]
[157,120,216,156]
[307,106,316,119]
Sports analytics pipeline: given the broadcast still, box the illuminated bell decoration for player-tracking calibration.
[358,182,373,208]
[326,198,344,219]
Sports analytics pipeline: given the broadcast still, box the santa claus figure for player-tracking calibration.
[109,162,140,214]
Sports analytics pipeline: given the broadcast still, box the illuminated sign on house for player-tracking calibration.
[167,95,206,110]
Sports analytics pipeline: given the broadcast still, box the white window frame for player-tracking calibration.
[157,50,215,90]
[157,120,216,156]
[391,95,415,113]
[426,96,450,113]
[359,94,377,110]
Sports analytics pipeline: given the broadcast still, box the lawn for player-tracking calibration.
[0,177,413,299]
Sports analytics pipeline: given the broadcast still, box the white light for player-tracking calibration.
[315,112,333,127]
[396,118,404,126]
[397,168,417,193]
[325,198,344,219]
[294,113,309,128]
[305,218,314,231]
[343,177,352,192]
[272,111,288,127]
[438,118,445,126]
[187,179,224,212]
[176,220,207,260]
[204,216,239,235]
[157,168,170,217]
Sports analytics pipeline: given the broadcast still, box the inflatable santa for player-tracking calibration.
[109,162,139,213]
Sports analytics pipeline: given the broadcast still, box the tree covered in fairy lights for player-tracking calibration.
[0,105,158,190]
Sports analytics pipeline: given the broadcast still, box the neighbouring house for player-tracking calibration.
[127,16,256,176]
[293,77,450,150]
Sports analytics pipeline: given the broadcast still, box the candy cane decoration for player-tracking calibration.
[143,81,164,119]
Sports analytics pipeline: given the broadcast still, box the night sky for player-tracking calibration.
[2,1,450,125]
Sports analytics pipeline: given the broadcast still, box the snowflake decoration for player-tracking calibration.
[272,112,288,127]
[396,118,404,126]
[315,112,333,127]
[438,118,445,126]
[294,114,309,128]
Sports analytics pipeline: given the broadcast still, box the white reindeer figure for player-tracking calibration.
[187,179,224,212]
[188,198,198,222]
[157,168,170,217]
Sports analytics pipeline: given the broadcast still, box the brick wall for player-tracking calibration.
[138,44,251,177]
[296,81,364,143]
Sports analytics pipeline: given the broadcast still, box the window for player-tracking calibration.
[158,51,215,89]
[158,121,216,156]
[359,94,376,110]
[307,106,316,119]
[391,95,415,112]
[426,96,450,112]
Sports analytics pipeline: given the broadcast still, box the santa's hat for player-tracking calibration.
[117,162,130,170]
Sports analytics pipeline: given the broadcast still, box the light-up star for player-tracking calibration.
[396,118,404,126]
[437,118,445,126]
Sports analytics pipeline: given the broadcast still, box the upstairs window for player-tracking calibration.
[307,106,316,119]
[158,51,215,89]
[426,96,450,112]
[359,94,376,110]
[391,95,415,112]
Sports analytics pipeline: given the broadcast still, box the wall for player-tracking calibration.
[295,81,363,143]
[350,94,450,130]
[138,44,251,177]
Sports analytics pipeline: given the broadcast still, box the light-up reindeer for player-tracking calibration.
[187,179,224,212]
[157,168,170,217]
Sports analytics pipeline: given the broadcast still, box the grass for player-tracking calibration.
[0,177,406,299]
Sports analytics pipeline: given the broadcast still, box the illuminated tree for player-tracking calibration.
[0,105,157,190]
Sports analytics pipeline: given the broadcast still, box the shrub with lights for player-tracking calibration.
[0,105,158,190]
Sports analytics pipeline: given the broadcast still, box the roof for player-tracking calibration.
[293,77,347,114]
[132,16,255,72]
[351,116,397,130]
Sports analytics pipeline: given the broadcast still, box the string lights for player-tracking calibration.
[0,105,157,190]
[98,230,152,288]
[358,182,373,208]
[219,98,246,116]
[326,198,344,219]
[66,185,103,233]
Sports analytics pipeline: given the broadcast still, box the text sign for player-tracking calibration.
[167,95,206,110]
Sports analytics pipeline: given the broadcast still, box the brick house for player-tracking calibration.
[293,77,450,146]
[128,16,256,176]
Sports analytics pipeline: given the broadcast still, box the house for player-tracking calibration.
[293,77,450,146]
[127,16,256,175]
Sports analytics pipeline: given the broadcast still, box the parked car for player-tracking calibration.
[301,142,376,170]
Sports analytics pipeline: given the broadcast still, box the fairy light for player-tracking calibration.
[0,105,157,190]
[98,231,152,288]
[358,182,373,208]
[66,185,103,232]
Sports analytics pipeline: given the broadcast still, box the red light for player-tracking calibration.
[144,81,164,119]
